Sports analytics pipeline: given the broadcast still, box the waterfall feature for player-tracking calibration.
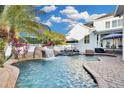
[42,47,55,58]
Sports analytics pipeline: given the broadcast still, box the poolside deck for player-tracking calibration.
[83,55,124,88]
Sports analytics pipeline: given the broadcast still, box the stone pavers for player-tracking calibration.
[83,55,124,88]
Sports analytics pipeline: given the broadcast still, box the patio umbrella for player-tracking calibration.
[102,33,122,40]
[102,33,122,53]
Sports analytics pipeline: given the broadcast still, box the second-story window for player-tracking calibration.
[112,20,117,27]
[105,21,110,29]
[118,19,123,27]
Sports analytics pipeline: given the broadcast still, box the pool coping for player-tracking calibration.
[4,64,20,88]
[83,62,109,88]
[2,57,52,88]
[0,60,20,88]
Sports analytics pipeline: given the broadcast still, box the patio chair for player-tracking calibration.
[84,50,94,56]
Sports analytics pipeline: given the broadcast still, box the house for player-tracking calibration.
[66,12,123,54]
[66,23,95,53]
[115,5,124,60]
[94,13,123,49]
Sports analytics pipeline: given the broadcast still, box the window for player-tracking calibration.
[97,34,99,45]
[97,34,99,41]
[101,41,103,47]
[105,21,110,29]
[84,35,90,44]
[118,19,123,27]
[112,20,117,27]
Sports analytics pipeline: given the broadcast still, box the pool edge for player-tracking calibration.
[1,60,20,88]
[83,62,108,88]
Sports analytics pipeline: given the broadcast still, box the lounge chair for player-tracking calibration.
[95,48,105,53]
[84,50,94,56]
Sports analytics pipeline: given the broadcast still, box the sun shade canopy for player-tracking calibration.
[102,33,122,40]
[66,24,90,41]
[66,38,78,43]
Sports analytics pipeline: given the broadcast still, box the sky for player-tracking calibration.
[35,5,116,35]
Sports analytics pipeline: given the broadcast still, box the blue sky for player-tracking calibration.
[36,5,116,35]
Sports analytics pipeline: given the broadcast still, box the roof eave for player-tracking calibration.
[114,5,124,17]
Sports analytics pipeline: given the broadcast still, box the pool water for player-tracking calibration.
[14,55,98,88]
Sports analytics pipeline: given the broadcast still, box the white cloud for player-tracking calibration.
[60,6,78,15]
[43,10,105,31]
[44,15,83,30]
[66,23,75,30]
[60,6,106,22]
[80,11,90,20]
[80,11,106,22]
[86,13,106,22]
[65,21,83,30]
[43,15,77,30]
[68,14,83,20]
[62,18,74,24]
[60,6,82,20]
[42,5,57,13]
[64,12,105,30]
[49,15,77,27]
[43,20,52,26]
[43,6,106,29]
[43,15,63,26]
[50,15,62,23]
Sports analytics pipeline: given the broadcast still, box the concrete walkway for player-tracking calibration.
[83,55,124,88]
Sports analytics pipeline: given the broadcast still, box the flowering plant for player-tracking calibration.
[11,38,29,59]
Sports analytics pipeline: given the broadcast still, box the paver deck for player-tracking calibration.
[83,55,124,88]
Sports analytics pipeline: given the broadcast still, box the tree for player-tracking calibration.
[41,30,66,45]
[0,5,48,67]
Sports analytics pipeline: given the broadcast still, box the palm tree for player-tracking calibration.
[0,5,47,67]
[40,30,65,45]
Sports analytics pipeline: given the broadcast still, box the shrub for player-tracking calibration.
[0,39,6,67]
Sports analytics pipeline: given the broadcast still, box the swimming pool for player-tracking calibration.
[13,55,98,88]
